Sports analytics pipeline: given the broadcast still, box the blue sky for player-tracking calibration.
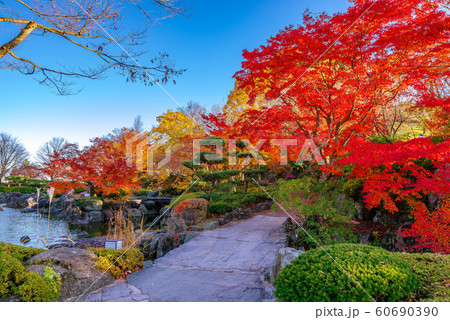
[0,0,350,158]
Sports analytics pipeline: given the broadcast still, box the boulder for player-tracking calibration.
[172,198,208,226]
[223,211,235,224]
[202,220,220,230]
[130,199,142,209]
[103,200,129,211]
[72,210,104,225]
[27,247,114,300]
[143,200,157,211]
[7,194,36,209]
[166,217,187,234]
[138,204,148,216]
[82,199,103,212]
[177,232,197,244]
[38,197,50,208]
[85,210,104,223]
[270,247,304,283]
[0,206,3,212]
[128,208,143,218]
[146,191,160,198]
[140,233,175,260]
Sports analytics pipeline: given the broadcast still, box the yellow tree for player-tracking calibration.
[149,110,205,186]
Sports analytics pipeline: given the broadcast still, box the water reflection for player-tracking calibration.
[0,205,107,248]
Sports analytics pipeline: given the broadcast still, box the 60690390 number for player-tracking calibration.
[375,307,438,317]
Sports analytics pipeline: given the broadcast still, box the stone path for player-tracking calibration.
[72,280,150,302]
[77,214,287,302]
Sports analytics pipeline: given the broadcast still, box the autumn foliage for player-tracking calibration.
[202,0,450,253]
[34,0,450,254]
[48,129,140,196]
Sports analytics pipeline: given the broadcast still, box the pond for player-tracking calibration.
[0,205,108,248]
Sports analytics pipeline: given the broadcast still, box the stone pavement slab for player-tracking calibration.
[127,215,286,302]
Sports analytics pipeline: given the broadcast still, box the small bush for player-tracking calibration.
[0,251,60,302]
[274,244,420,302]
[0,242,45,263]
[396,253,450,302]
[74,187,85,193]
[13,268,60,302]
[172,198,208,221]
[209,202,233,215]
[197,191,268,214]
[89,248,144,279]
[133,189,153,196]
[0,252,25,299]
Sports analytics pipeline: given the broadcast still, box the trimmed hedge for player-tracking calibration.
[0,186,37,194]
[274,244,420,302]
[197,192,268,215]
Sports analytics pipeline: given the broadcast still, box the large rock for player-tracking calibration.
[138,204,148,216]
[146,191,160,198]
[85,210,104,223]
[140,233,175,260]
[128,208,143,218]
[166,217,187,234]
[28,247,114,300]
[130,199,142,209]
[82,199,103,212]
[172,198,208,226]
[270,247,304,283]
[143,200,157,211]
[0,206,3,211]
[7,194,36,209]
[202,220,220,230]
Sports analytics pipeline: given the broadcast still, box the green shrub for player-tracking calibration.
[209,202,233,215]
[76,197,103,208]
[5,176,48,188]
[0,186,37,194]
[133,189,153,196]
[13,268,60,302]
[342,178,365,201]
[0,251,60,302]
[274,244,420,302]
[196,191,268,214]
[0,242,45,263]
[275,177,358,248]
[0,251,25,299]
[89,248,144,279]
[74,187,85,193]
[396,253,450,302]
[293,217,358,250]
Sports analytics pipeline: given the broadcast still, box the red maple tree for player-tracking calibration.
[207,0,449,168]
[49,129,140,196]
